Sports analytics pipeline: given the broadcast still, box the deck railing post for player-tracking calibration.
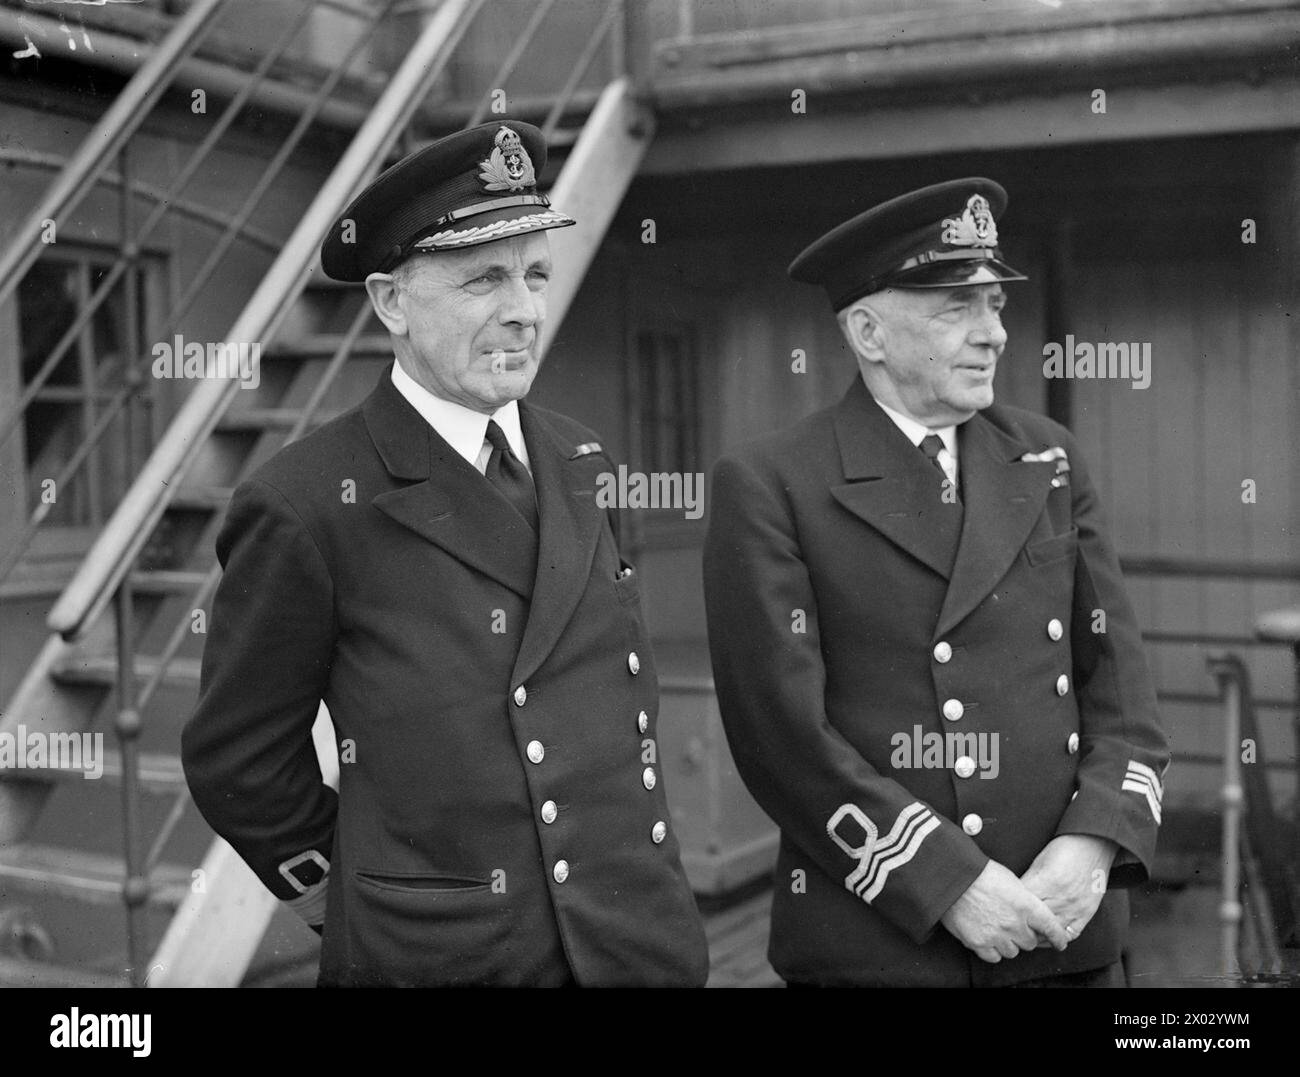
[1254,607,1300,913]
[1290,638,1300,884]
[114,578,147,988]
[1207,653,1244,982]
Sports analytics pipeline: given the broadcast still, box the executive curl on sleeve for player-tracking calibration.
[1053,429,1169,885]
[704,453,988,943]
[181,478,339,912]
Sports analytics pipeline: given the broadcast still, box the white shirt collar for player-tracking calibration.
[390,359,530,474]
[873,397,959,460]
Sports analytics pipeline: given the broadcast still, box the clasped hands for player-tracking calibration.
[939,834,1118,964]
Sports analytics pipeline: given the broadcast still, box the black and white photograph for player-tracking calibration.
[0,0,1295,1051]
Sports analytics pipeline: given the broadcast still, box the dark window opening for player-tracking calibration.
[18,252,152,528]
[636,327,699,477]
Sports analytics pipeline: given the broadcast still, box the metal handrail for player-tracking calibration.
[308,0,381,17]
[160,1,395,339]
[466,0,559,128]
[0,149,281,253]
[1121,556,1300,582]
[0,0,229,308]
[48,0,486,641]
[1205,650,1299,982]
[542,0,620,140]
[1143,630,1294,649]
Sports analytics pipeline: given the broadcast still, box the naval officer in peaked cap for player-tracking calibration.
[183,121,708,986]
[704,178,1169,986]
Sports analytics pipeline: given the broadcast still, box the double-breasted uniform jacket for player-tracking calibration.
[703,377,1169,987]
[182,365,708,987]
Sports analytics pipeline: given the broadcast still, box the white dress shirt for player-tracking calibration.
[391,360,531,476]
[874,398,959,490]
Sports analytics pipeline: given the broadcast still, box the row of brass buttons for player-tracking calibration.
[513,649,666,887]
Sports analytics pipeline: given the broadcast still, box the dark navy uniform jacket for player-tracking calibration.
[183,367,708,987]
[703,377,1169,987]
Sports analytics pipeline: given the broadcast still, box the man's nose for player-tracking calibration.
[971,306,1007,349]
[498,275,540,326]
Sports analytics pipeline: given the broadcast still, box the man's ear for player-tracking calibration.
[364,272,407,337]
[844,300,887,364]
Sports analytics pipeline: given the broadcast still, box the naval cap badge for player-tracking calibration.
[478,125,536,192]
[941,192,999,248]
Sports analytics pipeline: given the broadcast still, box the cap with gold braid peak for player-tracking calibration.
[320,120,576,282]
[788,177,1027,311]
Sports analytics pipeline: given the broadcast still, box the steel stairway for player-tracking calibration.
[0,0,653,987]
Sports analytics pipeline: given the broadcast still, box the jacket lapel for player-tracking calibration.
[363,368,537,599]
[830,378,964,580]
[934,412,1057,638]
[510,402,606,685]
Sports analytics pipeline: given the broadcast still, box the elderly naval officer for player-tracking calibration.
[703,179,1169,987]
[182,122,708,987]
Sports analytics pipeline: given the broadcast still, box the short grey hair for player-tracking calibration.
[389,254,433,293]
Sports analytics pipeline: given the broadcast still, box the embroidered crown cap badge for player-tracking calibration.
[478,125,536,192]
[941,192,999,248]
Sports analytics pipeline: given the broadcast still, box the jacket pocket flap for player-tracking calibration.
[355,871,489,893]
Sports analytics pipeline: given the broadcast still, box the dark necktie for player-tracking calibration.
[920,433,963,570]
[920,434,949,480]
[920,433,962,502]
[485,419,538,531]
